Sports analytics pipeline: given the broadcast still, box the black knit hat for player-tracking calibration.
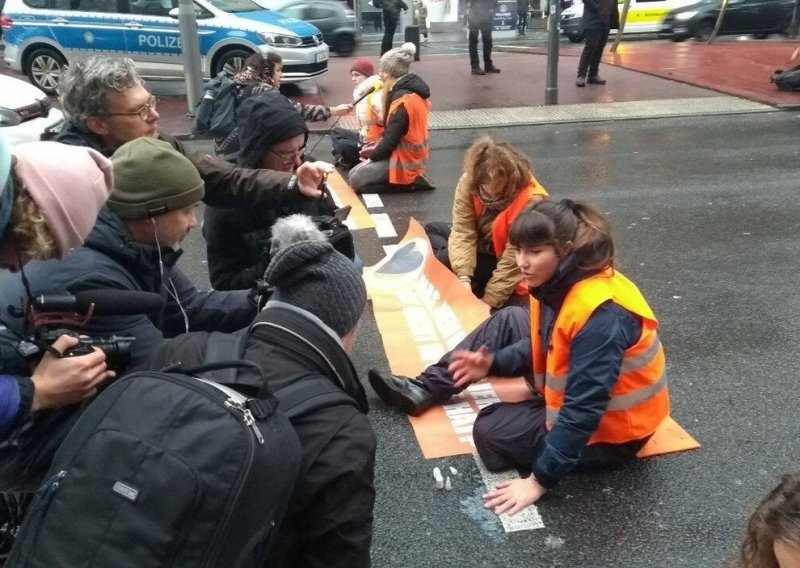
[264,239,366,337]
[237,92,309,169]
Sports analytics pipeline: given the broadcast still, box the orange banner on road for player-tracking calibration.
[326,170,375,230]
[365,219,699,459]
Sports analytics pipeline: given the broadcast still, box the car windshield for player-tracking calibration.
[203,0,263,13]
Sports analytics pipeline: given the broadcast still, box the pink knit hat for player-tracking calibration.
[12,142,113,256]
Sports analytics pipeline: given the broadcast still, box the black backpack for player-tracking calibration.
[6,356,357,567]
[771,65,800,92]
[194,72,238,137]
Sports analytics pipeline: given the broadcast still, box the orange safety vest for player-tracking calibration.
[387,93,430,185]
[363,87,384,143]
[472,177,549,296]
[529,268,669,445]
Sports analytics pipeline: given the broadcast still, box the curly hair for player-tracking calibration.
[509,199,616,272]
[460,136,533,202]
[8,165,56,261]
[242,50,283,82]
[740,473,800,568]
[59,56,143,131]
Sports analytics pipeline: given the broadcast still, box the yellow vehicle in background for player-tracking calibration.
[559,0,697,42]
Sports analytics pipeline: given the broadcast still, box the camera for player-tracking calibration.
[17,329,134,374]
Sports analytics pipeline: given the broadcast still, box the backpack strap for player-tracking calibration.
[201,329,250,383]
[273,375,358,419]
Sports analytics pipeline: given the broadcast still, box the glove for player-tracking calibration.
[247,279,274,311]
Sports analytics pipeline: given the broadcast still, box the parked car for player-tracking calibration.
[254,0,358,55]
[560,0,696,42]
[659,0,793,41]
[0,74,64,145]
[0,0,329,94]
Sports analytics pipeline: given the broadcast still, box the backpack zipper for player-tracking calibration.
[223,400,264,444]
[13,470,66,564]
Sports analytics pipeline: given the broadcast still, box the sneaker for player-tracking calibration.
[576,75,586,87]
[471,66,485,75]
[587,75,606,85]
[368,369,434,416]
[486,65,501,73]
[413,173,436,191]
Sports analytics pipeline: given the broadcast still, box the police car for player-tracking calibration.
[0,0,329,94]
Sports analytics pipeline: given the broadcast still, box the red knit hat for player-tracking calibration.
[349,57,375,78]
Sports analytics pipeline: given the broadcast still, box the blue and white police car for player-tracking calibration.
[0,0,329,93]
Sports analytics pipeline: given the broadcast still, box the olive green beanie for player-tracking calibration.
[109,138,204,219]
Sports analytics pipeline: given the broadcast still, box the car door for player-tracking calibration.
[720,0,761,33]
[124,0,184,76]
[47,0,131,60]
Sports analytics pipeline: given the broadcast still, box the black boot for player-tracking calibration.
[471,66,485,75]
[368,370,434,416]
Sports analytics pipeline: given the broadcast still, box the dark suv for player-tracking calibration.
[659,0,793,41]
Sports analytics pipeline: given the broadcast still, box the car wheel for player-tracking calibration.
[671,36,686,42]
[752,32,769,39]
[25,47,66,95]
[214,48,253,77]
[693,21,714,41]
[568,33,584,43]
[335,34,356,56]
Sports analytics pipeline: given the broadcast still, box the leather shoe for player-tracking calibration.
[587,76,606,85]
[576,76,586,87]
[368,369,434,416]
[486,65,501,73]
[471,66,485,75]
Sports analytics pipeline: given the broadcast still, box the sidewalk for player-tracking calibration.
[154,39,799,137]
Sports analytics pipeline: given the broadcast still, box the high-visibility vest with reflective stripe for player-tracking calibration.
[387,93,430,185]
[472,177,549,296]
[363,85,384,143]
[529,268,669,445]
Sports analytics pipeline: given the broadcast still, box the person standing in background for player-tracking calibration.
[468,0,500,75]
[517,0,529,36]
[576,0,618,86]
[381,0,409,55]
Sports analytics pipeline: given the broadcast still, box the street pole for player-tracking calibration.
[177,0,204,117]
[544,0,560,105]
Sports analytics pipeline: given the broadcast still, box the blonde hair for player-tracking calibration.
[381,76,398,124]
[461,136,533,200]
[9,166,56,260]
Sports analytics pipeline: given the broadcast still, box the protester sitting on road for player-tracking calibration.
[740,472,800,568]
[369,199,670,514]
[203,92,338,291]
[0,138,257,374]
[349,43,434,194]
[331,58,384,170]
[215,50,353,162]
[0,135,114,438]
[424,136,548,310]
[155,215,375,568]
[50,56,332,208]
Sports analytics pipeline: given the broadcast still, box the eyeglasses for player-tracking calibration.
[268,145,305,166]
[102,95,157,121]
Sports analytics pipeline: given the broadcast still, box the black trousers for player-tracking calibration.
[577,27,610,78]
[468,12,494,69]
[381,11,399,55]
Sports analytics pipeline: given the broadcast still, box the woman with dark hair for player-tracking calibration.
[424,136,548,310]
[740,473,800,568]
[369,198,670,513]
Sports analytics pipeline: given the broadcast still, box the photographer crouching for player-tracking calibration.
[0,133,115,556]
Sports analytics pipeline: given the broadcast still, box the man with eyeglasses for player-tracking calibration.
[203,92,338,291]
[49,56,332,210]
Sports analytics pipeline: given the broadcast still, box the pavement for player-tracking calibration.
[145,36,800,137]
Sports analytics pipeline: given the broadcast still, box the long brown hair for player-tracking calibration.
[740,473,800,568]
[461,136,533,202]
[508,199,615,272]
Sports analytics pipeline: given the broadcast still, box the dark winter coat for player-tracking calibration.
[382,0,408,18]
[153,302,376,568]
[51,122,302,211]
[582,0,619,30]
[368,73,431,163]
[0,208,255,371]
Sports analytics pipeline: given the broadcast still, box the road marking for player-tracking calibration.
[371,213,398,238]
[474,453,545,532]
[362,194,384,209]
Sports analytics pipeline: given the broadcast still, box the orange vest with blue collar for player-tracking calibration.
[529,268,669,445]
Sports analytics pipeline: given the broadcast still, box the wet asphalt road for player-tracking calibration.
[176,109,800,568]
